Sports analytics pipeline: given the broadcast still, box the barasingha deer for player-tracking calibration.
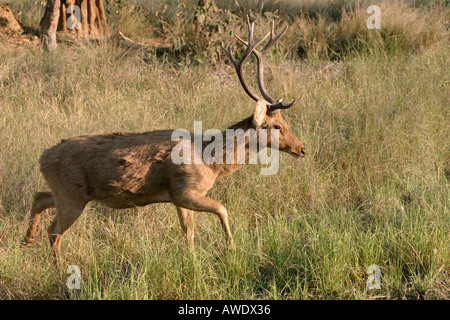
[22,20,306,257]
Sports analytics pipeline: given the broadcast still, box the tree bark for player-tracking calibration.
[40,0,108,50]
[57,0,108,38]
[40,0,61,51]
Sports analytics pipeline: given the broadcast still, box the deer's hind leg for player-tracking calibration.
[47,196,87,257]
[23,192,56,245]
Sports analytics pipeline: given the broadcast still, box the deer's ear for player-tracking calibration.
[252,100,268,128]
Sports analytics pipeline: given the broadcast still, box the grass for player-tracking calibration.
[0,0,448,299]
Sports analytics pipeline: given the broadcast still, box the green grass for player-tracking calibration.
[0,0,448,299]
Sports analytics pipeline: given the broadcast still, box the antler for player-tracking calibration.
[221,21,269,102]
[224,17,302,112]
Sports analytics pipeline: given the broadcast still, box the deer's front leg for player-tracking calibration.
[172,191,235,250]
[176,206,195,252]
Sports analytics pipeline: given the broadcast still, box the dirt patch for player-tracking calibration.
[0,5,39,48]
[0,5,23,33]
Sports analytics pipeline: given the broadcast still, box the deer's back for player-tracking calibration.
[39,130,181,206]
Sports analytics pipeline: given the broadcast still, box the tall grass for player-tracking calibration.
[290,1,448,60]
[0,0,448,299]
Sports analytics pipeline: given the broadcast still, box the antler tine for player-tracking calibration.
[222,19,270,102]
[260,21,288,55]
[267,93,303,113]
[255,21,303,111]
[252,21,289,104]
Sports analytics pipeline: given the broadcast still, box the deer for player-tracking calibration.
[22,20,306,257]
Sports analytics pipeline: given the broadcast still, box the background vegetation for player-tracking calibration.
[0,0,448,299]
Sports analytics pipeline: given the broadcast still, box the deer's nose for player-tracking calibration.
[301,148,306,156]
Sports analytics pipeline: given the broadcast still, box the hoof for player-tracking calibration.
[21,237,34,246]
[228,240,236,251]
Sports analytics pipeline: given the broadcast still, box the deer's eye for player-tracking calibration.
[274,125,281,130]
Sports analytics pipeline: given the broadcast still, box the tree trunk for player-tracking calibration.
[57,0,108,37]
[40,0,60,51]
[40,0,108,50]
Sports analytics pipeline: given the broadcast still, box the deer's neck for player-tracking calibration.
[206,116,264,179]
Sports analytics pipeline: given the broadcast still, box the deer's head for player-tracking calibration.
[223,19,306,158]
